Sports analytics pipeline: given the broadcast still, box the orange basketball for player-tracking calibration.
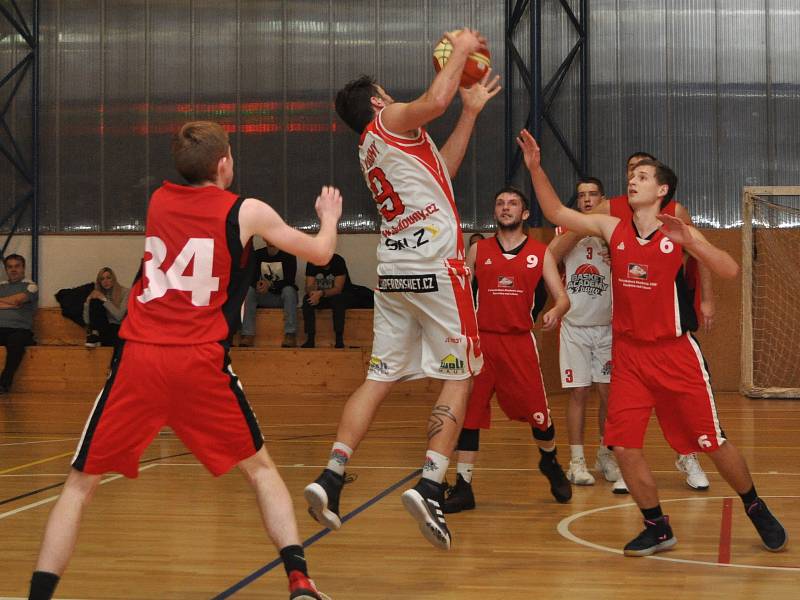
[432,30,491,87]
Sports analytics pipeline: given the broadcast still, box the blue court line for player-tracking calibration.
[211,468,422,600]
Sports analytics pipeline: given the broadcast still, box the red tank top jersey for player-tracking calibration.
[474,236,546,334]
[608,195,677,219]
[120,182,255,345]
[609,219,697,342]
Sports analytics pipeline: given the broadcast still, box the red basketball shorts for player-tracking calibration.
[71,341,264,478]
[464,330,551,430]
[604,333,726,454]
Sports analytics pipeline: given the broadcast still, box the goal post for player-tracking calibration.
[741,187,800,398]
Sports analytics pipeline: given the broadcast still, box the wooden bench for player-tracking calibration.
[33,307,375,348]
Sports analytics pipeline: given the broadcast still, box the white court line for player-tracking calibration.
[556,495,800,572]
[0,464,158,521]
[0,438,79,447]
[0,473,69,477]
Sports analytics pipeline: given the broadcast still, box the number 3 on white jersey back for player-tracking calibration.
[137,237,220,306]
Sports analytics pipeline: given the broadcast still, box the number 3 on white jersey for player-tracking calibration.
[137,237,220,306]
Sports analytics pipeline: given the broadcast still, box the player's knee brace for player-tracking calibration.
[531,424,555,442]
[457,428,480,451]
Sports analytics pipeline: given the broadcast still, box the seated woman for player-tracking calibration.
[84,267,129,348]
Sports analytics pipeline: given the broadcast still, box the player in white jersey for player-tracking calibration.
[304,28,501,550]
[549,177,621,488]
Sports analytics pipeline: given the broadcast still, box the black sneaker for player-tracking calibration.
[538,451,572,503]
[624,516,677,556]
[304,469,344,530]
[443,474,476,514]
[746,498,788,552]
[401,478,451,550]
[85,332,101,348]
[301,337,315,348]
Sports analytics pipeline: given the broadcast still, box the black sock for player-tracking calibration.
[280,545,308,577]
[538,446,556,460]
[28,571,60,600]
[641,505,664,522]
[739,485,758,508]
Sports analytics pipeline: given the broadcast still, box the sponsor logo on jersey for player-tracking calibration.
[497,275,515,288]
[484,258,492,265]
[567,263,609,296]
[444,336,462,344]
[381,202,440,237]
[601,360,612,376]
[627,263,648,280]
[439,353,465,375]
[368,356,391,376]
[377,274,438,293]
[362,140,379,171]
[617,241,625,250]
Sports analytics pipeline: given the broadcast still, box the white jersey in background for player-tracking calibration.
[359,110,463,264]
[557,228,612,327]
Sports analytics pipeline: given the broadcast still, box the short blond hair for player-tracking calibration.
[171,121,229,184]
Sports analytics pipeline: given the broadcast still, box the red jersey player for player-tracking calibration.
[27,122,340,600]
[518,128,787,557]
[305,28,501,551]
[442,186,572,514]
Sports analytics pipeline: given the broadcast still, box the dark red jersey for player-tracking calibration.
[474,236,547,334]
[120,182,255,345]
[608,194,677,219]
[609,219,697,342]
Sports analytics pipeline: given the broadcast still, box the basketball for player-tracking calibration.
[432,30,491,87]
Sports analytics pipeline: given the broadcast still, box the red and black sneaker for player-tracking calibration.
[288,570,331,600]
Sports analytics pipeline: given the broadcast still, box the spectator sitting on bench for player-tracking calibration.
[84,267,129,348]
[240,240,299,348]
[0,254,38,394]
[301,253,373,349]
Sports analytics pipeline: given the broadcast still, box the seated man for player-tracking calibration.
[301,253,372,348]
[240,240,299,347]
[0,254,38,394]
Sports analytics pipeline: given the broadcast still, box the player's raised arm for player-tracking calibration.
[656,214,739,279]
[239,186,342,267]
[674,201,716,332]
[539,248,570,331]
[438,70,501,177]
[381,28,488,134]
[517,129,616,242]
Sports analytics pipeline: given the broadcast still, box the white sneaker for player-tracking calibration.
[567,457,596,485]
[675,453,710,490]
[612,476,629,494]
[595,448,621,482]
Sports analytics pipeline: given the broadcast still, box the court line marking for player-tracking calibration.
[0,464,159,521]
[718,497,733,564]
[211,469,422,600]
[556,495,800,572]
[0,438,79,447]
[0,452,74,475]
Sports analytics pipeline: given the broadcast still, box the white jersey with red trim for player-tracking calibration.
[556,226,612,327]
[359,110,464,264]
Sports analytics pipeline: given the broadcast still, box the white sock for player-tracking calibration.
[570,444,585,460]
[422,450,450,484]
[326,442,353,476]
[457,462,474,484]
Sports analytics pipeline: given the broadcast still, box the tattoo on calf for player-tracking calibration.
[427,405,457,441]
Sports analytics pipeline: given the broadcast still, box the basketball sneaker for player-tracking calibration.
[538,450,572,503]
[304,469,344,531]
[595,447,621,482]
[567,457,596,486]
[288,570,331,600]
[745,498,788,552]
[623,515,677,556]
[442,474,476,514]
[612,476,629,494]
[401,478,451,550]
[85,331,101,348]
[675,453,709,490]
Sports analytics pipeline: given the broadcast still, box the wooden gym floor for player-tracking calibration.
[1,388,798,599]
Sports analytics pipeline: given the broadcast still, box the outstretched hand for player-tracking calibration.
[656,213,695,246]
[516,129,541,171]
[459,69,502,114]
[444,28,488,56]
[315,185,343,224]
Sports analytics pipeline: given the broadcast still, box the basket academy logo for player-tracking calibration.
[367,356,391,376]
[439,353,465,375]
[567,264,609,297]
